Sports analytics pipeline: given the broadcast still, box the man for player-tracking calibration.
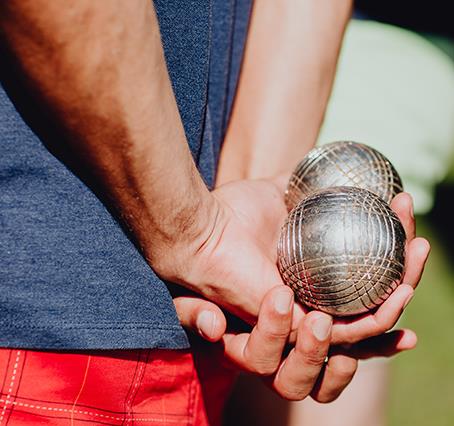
[0,1,428,424]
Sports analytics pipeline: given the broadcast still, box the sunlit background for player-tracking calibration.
[225,3,454,425]
[335,5,454,423]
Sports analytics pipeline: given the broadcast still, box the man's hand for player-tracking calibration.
[329,191,430,345]
[0,2,429,403]
[162,178,429,344]
[171,187,427,403]
[173,284,418,402]
[177,285,348,402]
[168,0,428,404]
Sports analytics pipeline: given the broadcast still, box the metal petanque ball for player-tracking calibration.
[285,141,403,211]
[278,186,406,316]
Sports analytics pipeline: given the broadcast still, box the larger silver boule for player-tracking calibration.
[278,186,406,316]
[285,141,403,211]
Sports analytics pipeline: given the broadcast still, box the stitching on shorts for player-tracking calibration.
[131,350,151,424]
[4,350,27,425]
[0,393,191,417]
[125,351,147,425]
[121,351,141,426]
[70,355,92,426]
[0,350,21,424]
[0,351,12,401]
[186,358,198,426]
[0,399,188,423]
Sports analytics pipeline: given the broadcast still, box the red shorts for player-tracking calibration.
[0,346,235,425]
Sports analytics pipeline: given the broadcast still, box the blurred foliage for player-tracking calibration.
[388,215,454,425]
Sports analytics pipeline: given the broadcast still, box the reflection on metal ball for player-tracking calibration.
[278,186,406,316]
[285,141,403,211]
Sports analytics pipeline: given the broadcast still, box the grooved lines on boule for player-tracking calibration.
[285,141,403,211]
[278,186,405,316]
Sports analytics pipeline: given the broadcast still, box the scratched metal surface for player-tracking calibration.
[278,186,406,316]
[285,141,403,211]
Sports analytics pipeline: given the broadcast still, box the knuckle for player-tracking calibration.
[248,359,278,376]
[243,347,280,376]
[332,329,355,346]
[381,316,397,332]
[300,349,326,367]
[332,357,358,379]
[263,328,290,341]
[341,334,358,345]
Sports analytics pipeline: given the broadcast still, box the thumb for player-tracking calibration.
[173,295,227,342]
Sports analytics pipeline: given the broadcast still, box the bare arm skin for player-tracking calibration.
[0,0,429,402]
[0,0,216,278]
[0,1,339,400]
[217,0,352,184]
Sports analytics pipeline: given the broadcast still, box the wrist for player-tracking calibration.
[145,187,221,283]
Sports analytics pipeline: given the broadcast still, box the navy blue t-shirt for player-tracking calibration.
[0,0,252,349]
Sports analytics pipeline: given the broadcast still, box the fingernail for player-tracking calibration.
[403,293,414,309]
[274,290,293,314]
[311,316,332,341]
[196,311,216,338]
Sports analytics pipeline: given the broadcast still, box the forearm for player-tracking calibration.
[0,1,215,276]
[217,0,352,184]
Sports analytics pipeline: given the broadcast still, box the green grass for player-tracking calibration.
[388,218,454,425]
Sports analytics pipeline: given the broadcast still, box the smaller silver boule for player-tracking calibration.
[285,141,403,211]
[278,186,406,316]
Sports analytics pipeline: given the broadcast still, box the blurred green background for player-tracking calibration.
[318,22,454,424]
[386,27,454,425]
[389,188,454,425]
[225,15,454,426]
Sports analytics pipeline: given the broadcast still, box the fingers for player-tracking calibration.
[310,328,417,403]
[331,284,414,345]
[223,286,294,374]
[334,329,418,360]
[391,192,431,287]
[310,354,358,403]
[272,311,332,400]
[328,193,429,346]
[390,191,430,287]
[173,295,226,342]
[402,237,430,288]
[391,192,415,240]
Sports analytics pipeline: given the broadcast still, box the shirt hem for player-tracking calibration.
[0,323,190,350]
